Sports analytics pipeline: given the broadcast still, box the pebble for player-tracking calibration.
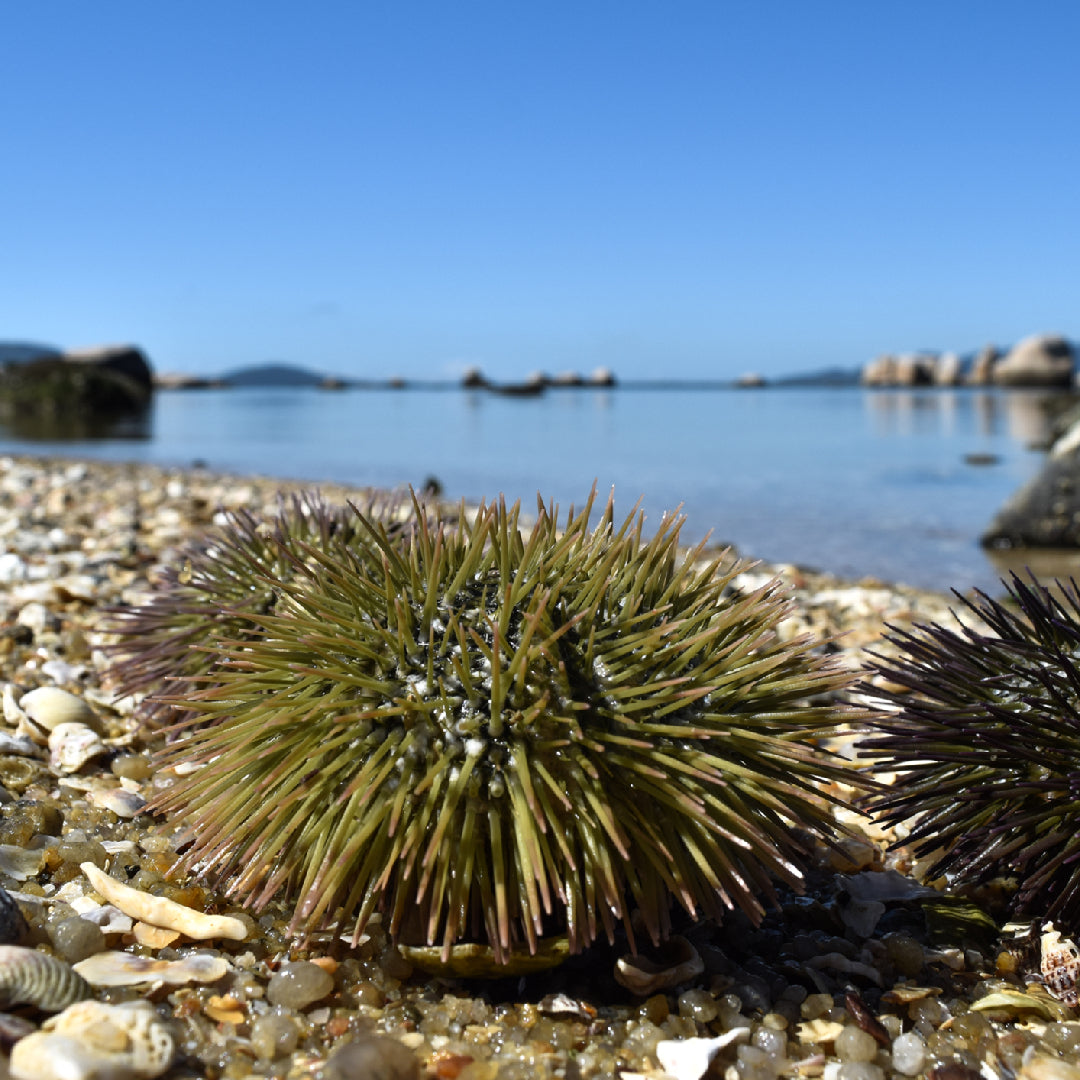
[250,1011,300,1061]
[266,960,335,1009]
[322,1035,422,1080]
[835,1025,878,1063]
[47,917,106,963]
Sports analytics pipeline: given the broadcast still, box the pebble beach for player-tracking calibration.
[0,453,1077,1080]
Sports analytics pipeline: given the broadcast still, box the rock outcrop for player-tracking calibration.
[993,334,1075,387]
[0,344,153,420]
[983,413,1080,548]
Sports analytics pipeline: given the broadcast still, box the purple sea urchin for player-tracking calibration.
[861,574,1080,926]
[145,491,861,964]
[106,489,420,727]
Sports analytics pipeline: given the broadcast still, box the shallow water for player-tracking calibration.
[0,384,1068,594]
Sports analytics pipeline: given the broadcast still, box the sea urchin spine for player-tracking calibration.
[861,573,1080,927]
[145,490,861,964]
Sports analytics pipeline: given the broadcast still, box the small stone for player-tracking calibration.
[835,1025,877,1063]
[836,1065,884,1080]
[266,960,334,1010]
[323,1035,422,1080]
[48,917,106,963]
[250,1011,299,1061]
[890,1031,926,1076]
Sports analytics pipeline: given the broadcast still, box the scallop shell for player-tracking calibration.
[1040,921,1080,1007]
[0,945,92,1011]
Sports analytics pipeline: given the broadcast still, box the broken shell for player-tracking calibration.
[48,722,107,774]
[1041,921,1080,1007]
[73,949,229,987]
[655,1030,749,1080]
[80,862,247,941]
[1,684,26,726]
[970,989,1057,1020]
[0,945,92,1011]
[19,686,100,738]
[9,999,174,1080]
[0,845,46,881]
[397,936,570,977]
[614,935,704,995]
[88,787,147,818]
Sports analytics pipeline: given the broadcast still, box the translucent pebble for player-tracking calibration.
[801,993,834,1020]
[751,1026,786,1057]
[835,1025,877,1063]
[266,961,334,1010]
[890,1031,926,1076]
[250,1012,298,1061]
[836,1064,884,1080]
[883,932,924,977]
[736,1043,779,1080]
[1043,1022,1080,1057]
[908,997,946,1028]
[322,1035,421,1080]
[678,989,718,1023]
[48,917,106,964]
[110,754,152,781]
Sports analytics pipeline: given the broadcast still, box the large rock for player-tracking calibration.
[967,344,1000,385]
[0,343,153,419]
[982,416,1080,547]
[993,334,1075,387]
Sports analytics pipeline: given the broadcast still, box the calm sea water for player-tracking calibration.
[0,384,1063,594]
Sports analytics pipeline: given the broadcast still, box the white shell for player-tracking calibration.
[9,999,174,1080]
[73,949,229,988]
[1040,921,1080,1007]
[88,787,147,818]
[48,722,107,774]
[19,687,100,736]
[655,1030,750,1080]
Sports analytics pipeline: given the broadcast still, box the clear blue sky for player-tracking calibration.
[3,3,1078,381]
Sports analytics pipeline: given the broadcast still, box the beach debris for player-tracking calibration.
[614,936,704,995]
[0,945,92,1011]
[18,685,101,736]
[80,862,247,941]
[9,999,175,1080]
[655,1030,749,1080]
[48,721,108,774]
[1040,922,1080,1007]
[73,949,229,987]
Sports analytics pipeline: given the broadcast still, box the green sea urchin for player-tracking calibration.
[106,489,420,727]
[862,574,1080,926]
[145,490,861,964]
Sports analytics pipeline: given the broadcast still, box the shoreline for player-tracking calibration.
[0,452,1067,1080]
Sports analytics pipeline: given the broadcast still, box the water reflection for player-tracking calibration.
[0,404,152,441]
[864,388,1068,445]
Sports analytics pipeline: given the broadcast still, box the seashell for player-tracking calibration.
[0,845,46,881]
[48,722,107,774]
[1019,1053,1080,1080]
[0,945,92,1011]
[0,731,44,758]
[2,684,27,726]
[655,1030,749,1080]
[614,936,704,996]
[69,899,134,936]
[881,985,942,1005]
[80,862,247,941]
[73,949,229,987]
[88,787,147,818]
[19,686,101,738]
[1041,922,1080,1007]
[797,1017,846,1044]
[0,884,30,945]
[9,999,175,1080]
[970,989,1057,1020]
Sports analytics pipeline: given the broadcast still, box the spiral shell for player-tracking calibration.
[0,945,92,1011]
[1040,922,1080,1007]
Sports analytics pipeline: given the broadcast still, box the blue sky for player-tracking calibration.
[3,3,1078,381]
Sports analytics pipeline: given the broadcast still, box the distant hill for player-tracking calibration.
[0,342,62,364]
[220,363,339,387]
[775,366,861,387]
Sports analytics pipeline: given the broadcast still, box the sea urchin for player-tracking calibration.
[105,489,420,727]
[145,490,860,964]
[861,574,1080,926]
